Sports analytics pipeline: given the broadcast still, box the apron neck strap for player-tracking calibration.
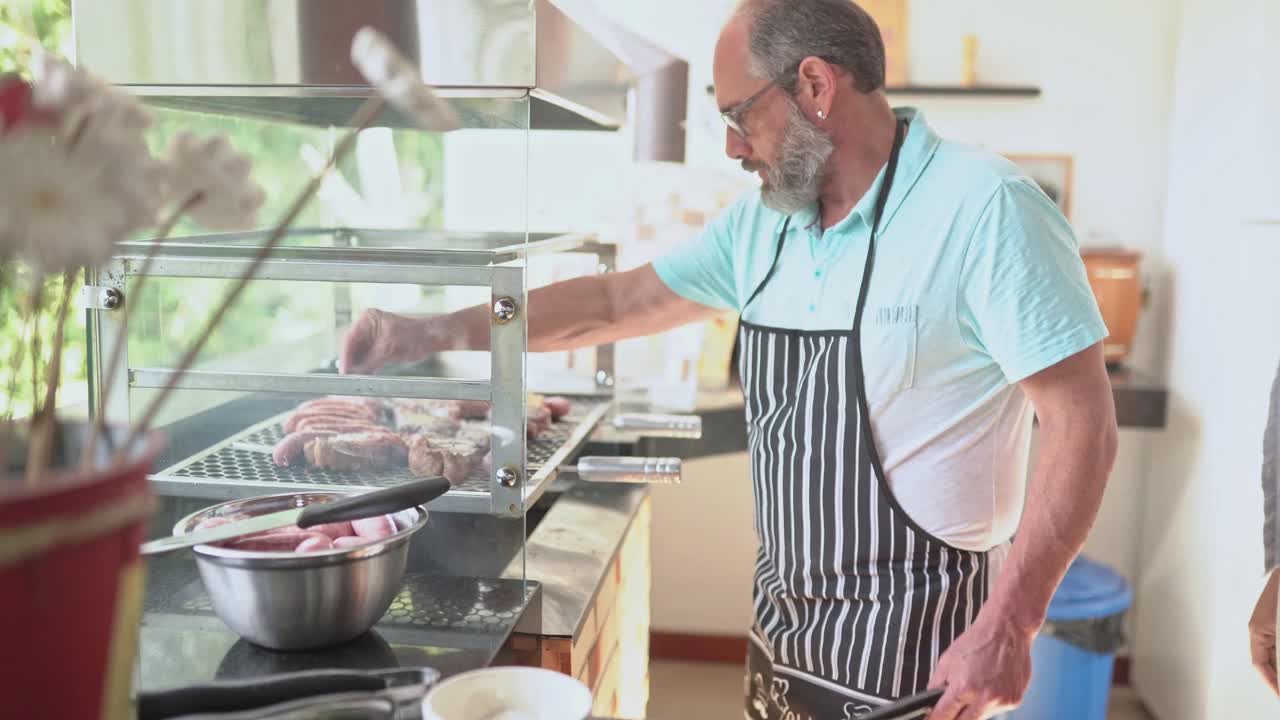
[851,118,909,335]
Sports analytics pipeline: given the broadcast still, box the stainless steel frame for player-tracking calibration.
[87,231,618,517]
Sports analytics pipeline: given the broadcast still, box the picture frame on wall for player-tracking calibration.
[1004,153,1075,220]
[857,0,909,87]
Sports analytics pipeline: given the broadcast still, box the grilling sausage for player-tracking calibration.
[273,430,338,466]
[227,533,315,552]
[294,533,335,553]
[352,515,397,539]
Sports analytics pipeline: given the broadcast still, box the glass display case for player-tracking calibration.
[86,90,627,518]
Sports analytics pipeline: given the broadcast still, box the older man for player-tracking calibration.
[340,1,1118,717]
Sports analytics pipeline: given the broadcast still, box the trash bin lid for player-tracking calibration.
[1046,555,1133,622]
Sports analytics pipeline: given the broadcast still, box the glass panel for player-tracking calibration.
[123,279,491,380]
[104,93,535,590]
[137,94,529,246]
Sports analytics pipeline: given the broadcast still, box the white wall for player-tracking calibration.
[1132,0,1280,716]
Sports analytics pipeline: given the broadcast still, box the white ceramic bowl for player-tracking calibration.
[421,667,592,720]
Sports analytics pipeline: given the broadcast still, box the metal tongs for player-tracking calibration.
[860,689,945,720]
[559,456,683,484]
[554,412,701,485]
[137,667,440,720]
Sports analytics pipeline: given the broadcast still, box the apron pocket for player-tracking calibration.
[871,305,919,391]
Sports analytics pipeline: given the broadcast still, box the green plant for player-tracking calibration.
[0,0,75,417]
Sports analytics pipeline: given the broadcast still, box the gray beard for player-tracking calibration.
[756,99,835,215]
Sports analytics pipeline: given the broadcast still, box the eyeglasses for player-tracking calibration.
[720,81,777,138]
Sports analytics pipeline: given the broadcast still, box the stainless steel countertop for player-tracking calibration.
[503,481,649,639]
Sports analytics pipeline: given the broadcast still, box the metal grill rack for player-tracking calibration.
[150,400,610,514]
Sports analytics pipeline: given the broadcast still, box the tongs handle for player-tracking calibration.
[611,412,702,439]
[562,456,682,484]
[164,691,397,720]
[859,689,945,720]
[137,668,438,720]
[299,475,451,527]
[138,670,388,720]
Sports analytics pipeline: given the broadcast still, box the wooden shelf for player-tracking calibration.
[705,84,1041,98]
[886,84,1041,97]
[1107,367,1169,430]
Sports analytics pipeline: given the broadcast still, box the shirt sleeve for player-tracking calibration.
[651,200,742,311]
[1263,358,1280,571]
[957,177,1108,383]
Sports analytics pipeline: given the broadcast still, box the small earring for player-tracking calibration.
[817,110,827,120]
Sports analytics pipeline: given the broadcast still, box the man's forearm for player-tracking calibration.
[439,274,618,353]
[984,413,1118,632]
[432,265,718,354]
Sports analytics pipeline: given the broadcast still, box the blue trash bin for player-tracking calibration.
[1007,556,1133,720]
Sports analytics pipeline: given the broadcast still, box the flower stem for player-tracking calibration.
[120,96,386,456]
[0,262,14,474]
[26,271,77,485]
[28,288,44,423]
[5,274,44,421]
[83,192,204,468]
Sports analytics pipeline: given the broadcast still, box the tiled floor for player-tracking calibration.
[648,660,1155,719]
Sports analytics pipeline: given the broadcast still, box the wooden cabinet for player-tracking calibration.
[504,498,652,719]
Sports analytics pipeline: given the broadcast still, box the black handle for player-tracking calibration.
[859,689,945,720]
[297,475,451,528]
[136,670,389,720]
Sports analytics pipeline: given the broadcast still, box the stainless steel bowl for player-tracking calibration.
[174,492,430,651]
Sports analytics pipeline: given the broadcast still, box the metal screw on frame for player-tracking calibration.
[102,288,123,310]
[492,297,518,324]
[496,466,520,488]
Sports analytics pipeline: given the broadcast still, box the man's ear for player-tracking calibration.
[794,56,839,121]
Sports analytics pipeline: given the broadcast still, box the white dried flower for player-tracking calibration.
[0,126,160,272]
[350,27,459,133]
[165,132,267,231]
[30,52,153,148]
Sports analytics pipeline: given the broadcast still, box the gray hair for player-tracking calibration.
[739,0,887,94]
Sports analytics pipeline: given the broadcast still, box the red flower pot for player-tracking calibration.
[0,424,159,720]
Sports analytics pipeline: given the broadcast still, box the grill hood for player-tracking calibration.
[72,0,688,160]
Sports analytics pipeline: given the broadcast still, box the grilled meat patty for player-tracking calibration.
[303,431,408,472]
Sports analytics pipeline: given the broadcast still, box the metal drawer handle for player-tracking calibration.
[561,456,682,484]
[611,413,702,439]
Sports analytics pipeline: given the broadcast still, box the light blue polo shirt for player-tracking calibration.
[653,107,1107,553]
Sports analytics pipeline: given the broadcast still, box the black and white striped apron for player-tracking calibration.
[741,121,990,719]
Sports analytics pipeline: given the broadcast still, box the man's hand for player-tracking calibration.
[339,309,442,375]
[1251,569,1280,695]
[927,614,1034,720]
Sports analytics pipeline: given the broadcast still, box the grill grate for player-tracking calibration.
[163,403,601,497]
